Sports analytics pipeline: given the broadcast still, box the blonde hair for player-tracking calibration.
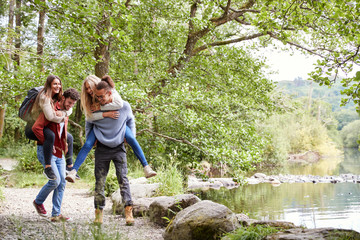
[81,75,101,118]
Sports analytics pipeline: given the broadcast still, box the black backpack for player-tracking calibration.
[18,86,44,122]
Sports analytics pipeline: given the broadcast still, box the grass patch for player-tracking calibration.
[7,171,48,188]
[223,225,279,240]
[149,156,184,196]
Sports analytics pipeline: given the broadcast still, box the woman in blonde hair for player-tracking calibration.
[25,75,74,181]
[66,75,156,182]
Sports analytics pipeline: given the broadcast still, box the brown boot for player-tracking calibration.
[94,208,103,224]
[125,206,134,226]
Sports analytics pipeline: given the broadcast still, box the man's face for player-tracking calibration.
[95,88,111,105]
[62,97,77,111]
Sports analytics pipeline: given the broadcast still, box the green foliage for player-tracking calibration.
[3,0,360,177]
[276,79,356,112]
[334,109,360,131]
[341,120,360,148]
[223,225,279,240]
[259,96,340,166]
[16,146,43,174]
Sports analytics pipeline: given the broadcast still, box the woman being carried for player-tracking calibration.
[66,75,156,182]
[25,75,74,180]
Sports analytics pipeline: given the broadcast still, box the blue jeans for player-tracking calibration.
[73,126,148,171]
[35,145,66,217]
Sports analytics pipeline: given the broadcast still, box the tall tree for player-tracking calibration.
[94,10,111,78]
[6,0,15,70]
[37,0,46,71]
[13,0,21,67]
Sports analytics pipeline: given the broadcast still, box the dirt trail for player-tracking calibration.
[0,161,165,240]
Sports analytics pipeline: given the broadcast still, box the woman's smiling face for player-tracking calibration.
[85,81,94,97]
[51,78,61,95]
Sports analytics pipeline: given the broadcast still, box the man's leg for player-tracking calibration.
[65,132,73,168]
[34,146,59,216]
[94,144,111,210]
[113,145,134,225]
[51,155,66,217]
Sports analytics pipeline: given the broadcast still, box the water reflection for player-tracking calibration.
[195,182,360,232]
[194,148,360,232]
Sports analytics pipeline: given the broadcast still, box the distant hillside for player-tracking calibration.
[276,78,355,112]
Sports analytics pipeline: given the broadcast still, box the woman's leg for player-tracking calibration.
[51,155,66,217]
[73,129,96,171]
[125,126,148,167]
[43,128,55,166]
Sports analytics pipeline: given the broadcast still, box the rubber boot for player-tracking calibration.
[94,209,103,224]
[125,206,134,225]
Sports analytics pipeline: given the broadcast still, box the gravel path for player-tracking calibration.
[0,187,165,240]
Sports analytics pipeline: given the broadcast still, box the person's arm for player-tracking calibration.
[32,112,49,144]
[86,110,119,122]
[39,94,65,123]
[100,89,123,111]
[86,112,104,122]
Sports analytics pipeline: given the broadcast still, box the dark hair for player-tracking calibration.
[63,88,80,101]
[96,75,114,91]
[44,75,63,102]
[101,75,115,88]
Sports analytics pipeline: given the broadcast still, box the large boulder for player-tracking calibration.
[149,194,201,227]
[163,200,240,240]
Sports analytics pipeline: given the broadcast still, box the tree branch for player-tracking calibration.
[137,128,206,153]
[192,32,268,55]
[68,119,84,146]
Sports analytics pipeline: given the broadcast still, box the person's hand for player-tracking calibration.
[103,111,119,119]
[91,104,101,112]
[55,111,63,117]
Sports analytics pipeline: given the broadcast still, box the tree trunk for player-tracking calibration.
[14,0,21,67]
[6,0,15,70]
[74,100,82,123]
[37,0,46,71]
[0,106,6,141]
[94,11,111,78]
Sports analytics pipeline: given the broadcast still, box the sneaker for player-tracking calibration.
[65,169,76,183]
[50,214,70,222]
[33,200,47,217]
[66,167,80,180]
[144,165,157,178]
[44,167,57,180]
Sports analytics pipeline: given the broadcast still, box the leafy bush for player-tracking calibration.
[16,146,43,174]
[341,120,360,148]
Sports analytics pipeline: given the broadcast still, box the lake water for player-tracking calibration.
[195,148,360,232]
